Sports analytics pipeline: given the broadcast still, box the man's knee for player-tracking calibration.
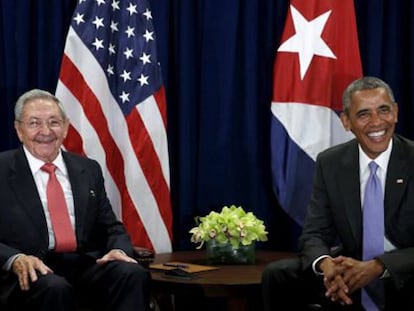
[11,273,75,311]
[33,273,73,295]
[112,262,151,285]
[262,258,303,311]
[262,257,301,284]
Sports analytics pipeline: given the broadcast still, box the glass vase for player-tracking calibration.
[205,240,255,265]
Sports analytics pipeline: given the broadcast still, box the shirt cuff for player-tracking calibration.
[380,268,390,279]
[3,254,24,271]
[312,255,331,276]
[112,249,126,256]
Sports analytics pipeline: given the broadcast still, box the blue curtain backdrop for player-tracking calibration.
[1,0,414,251]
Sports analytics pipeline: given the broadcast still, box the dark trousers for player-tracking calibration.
[5,252,151,311]
[262,257,337,311]
[261,257,414,311]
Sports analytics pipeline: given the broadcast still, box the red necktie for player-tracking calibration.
[41,163,77,252]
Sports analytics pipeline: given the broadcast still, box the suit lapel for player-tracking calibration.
[8,148,49,245]
[62,152,89,244]
[337,136,411,253]
[384,136,410,218]
[337,141,362,250]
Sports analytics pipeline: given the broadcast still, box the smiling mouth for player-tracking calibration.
[367,130,386,139]
[36,136,56,144]
[367,130,387,141]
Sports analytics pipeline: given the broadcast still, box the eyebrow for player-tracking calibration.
[25,116,62,120]
[355,107,369,114]
[355,104,392,116]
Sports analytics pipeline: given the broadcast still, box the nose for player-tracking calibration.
[38,121,53,133]
[369,111,381,125]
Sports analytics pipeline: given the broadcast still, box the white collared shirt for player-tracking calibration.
[358,141,396,252]
[23,146,76,250]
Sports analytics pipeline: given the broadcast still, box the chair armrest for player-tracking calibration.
[133,246,154,268]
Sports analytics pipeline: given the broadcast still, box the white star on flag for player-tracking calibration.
[278,5,336,80]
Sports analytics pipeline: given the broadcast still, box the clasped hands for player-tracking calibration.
[319,256,385,306]
[12,249,137,291]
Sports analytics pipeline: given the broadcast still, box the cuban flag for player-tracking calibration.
[271,0,362,226]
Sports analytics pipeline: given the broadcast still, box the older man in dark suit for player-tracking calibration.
[262,77,414,310]
[0,89,151,310]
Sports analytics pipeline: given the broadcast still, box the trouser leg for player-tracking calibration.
[76,261,151,311]
[8,273,75,311]
[262,257,312,311]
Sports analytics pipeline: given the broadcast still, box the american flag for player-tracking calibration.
[55,0,172,253]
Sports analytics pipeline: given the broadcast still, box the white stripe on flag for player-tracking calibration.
[56,81,123,219]
[271,102,354,161]
[136,96,170,186]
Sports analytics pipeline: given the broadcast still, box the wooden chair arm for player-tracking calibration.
[133,246,154,268]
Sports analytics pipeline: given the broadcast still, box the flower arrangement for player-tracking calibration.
[189,205,268,249]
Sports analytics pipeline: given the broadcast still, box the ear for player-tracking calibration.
[62,118,70,139]
[393,102,398,123]
[14,121,24,142]
[340,112,351,131]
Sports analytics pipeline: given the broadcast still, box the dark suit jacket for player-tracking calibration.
[0,147,134,300]
[299,134,414,289]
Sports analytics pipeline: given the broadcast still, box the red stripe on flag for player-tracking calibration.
[64,125,86,157]
[126,108,172,238]
[153,86,168,128]
[151,86,172,234]
[59,54,152,248]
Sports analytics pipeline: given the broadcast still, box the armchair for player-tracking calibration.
[133,246,155,268]
[0,247,155,311]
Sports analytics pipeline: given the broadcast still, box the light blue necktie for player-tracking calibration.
[362,161,384,310]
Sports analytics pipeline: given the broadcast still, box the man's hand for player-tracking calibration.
[12,255,53,291]
[320,256,353,306]
[339,257,384,293]
[319,256,385,306]
[96,249,137,265]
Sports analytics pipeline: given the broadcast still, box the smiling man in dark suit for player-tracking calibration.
[262,77,414,310]
[0,89,151,310]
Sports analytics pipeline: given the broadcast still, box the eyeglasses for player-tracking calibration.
[17,118,65,130]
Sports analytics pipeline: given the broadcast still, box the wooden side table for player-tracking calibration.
[150,250,296,311]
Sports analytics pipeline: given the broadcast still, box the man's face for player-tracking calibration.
[340,87,398,159]
[14,99,69,163]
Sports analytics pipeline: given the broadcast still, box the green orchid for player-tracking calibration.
[189,205,268,249]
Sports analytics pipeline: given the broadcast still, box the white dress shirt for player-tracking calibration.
[358,141,396,253]
[23,146,76,250]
